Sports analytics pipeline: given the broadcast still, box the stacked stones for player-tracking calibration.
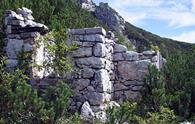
[112,46,157,102]
[3,7,49,86]
[68,27,115,112]
[68,27,163,112]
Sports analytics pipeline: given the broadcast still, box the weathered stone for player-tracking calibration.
[87,86,95,92]
[85,27,107,36]
[117,61,137,80]
[87,92,105,105]
[20,32,40,39]
[114,83,128,91]
[142,50,156,57]
[73,79,90,90]
[82,67,94,78]
[95,111,107,122]
[93,43,107,57]
[95,69,112,93]
[7,20,25,26]
[81,101,95,120]
[114,44,127,53]
[73,47,92,57]
[131,86,143,91]
[5,39,24,59]
[151,55,158,62]
[107,31,115,39]
[84,34,96,41]
[76,57,106,69]
[69,28,86,35]
[112,53,124,61]
[82,42,95,47]
[117,60,150,81]
[123,51,139,61]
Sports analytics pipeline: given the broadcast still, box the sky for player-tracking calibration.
[93,0,195,44]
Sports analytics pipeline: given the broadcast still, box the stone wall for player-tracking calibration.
[3,8,164,114]
[67,27,163,112]
[3,7,49,86]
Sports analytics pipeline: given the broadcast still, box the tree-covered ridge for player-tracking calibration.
[124,22,194,56]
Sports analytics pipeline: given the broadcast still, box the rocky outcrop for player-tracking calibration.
[78,0,96,12]
[94,2,125,34]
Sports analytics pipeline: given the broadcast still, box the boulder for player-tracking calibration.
[81,101,95,120]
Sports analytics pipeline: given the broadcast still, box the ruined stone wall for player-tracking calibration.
[68,27,163,112]
[3,8,164,114]
[3,7,49,86]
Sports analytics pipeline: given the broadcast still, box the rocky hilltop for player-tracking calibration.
[79,0,193,55]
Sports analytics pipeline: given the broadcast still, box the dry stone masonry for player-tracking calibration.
[3,8,164,117]
[67,27,163,112]
[3,7,49,86]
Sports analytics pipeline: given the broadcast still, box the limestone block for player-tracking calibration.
[82,67,94,78]
[131,85,143,91]
[93,43,107,57]
[85,27,106,36]
[73,47,92,57]
[81,101,95,120]
[7,20,25,26]
[20,32,40,39]
[123,51,139,61]
[87,86,95,92]
[142,50,156,57]
[117,61,137,81]
[73,79,90,90]
[112,53,124,61]
[87,92,105,105]
[95,69,112,93]
[76,57,106,69]
[95,34,105,42]
[84,34,96,41]
[114,44,127,53]
[69,29,86,35]
[114,83,128,91]
[5,39,24,59]
[82,42,96,47]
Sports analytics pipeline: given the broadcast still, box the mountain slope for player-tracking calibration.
[79,1,194,56]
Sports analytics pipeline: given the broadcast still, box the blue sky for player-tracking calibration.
[93,0,195,44]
